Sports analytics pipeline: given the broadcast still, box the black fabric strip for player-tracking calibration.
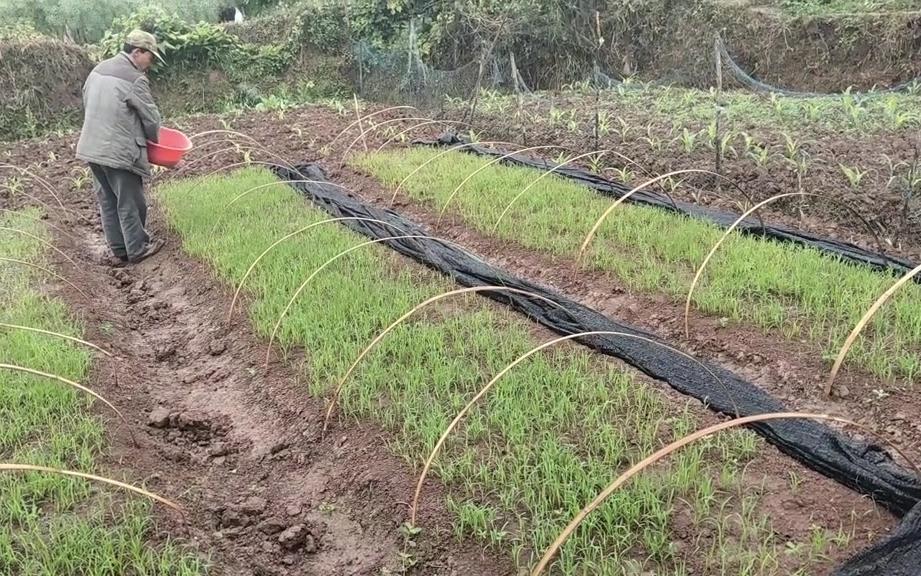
[275,164,921,575]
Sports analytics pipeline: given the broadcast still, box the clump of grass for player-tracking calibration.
[160,168,859,574]
[355,149,921,382]
[0,210,204,574]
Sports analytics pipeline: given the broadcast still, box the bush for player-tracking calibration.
[0,34,93,140]
[0,0,229,44]
[101,6,287,82]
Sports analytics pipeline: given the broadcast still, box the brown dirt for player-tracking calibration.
[0,104,915,574]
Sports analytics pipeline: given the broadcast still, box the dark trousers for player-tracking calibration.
[89,164,149,261]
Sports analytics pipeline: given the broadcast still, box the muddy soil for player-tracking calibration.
[0,104,916,574]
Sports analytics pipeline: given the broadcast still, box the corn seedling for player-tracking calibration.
[548,107,566,126]
[0,164,70,216]
[70,167,91,191]
[325,105,418,149]
[340,116,443,166]
[615,116,632,143]
[610,165,634,183]
[587,152,606,175]
[747,142,772,168]
[596,110,612,137]
[552,151,572,165]
[189,129,261,147]
[178,137,299,177]
[781,133,804,160]
[676,128,700,154]
[839,164,869,190]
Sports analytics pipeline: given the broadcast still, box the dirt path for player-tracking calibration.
[2,138,506,575]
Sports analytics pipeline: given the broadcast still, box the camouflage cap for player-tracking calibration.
[125,29,164,63]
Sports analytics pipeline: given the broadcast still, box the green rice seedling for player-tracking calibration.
[0,257,88,298]
[0,226,77,267]
[160,168,831,575]
[0,210,203,574]
[532,412,864,576]
[0,464,180,512]
[827,263,921,396]
[356,149,921,382]
[409,328,735,526]
[436,144,564,224]
[324,285,566,432]
[0,364,132,443]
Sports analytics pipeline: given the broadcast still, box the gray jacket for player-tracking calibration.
[76,53,161,177]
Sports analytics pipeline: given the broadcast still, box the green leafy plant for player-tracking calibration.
[839,164,868,190]
[101,7,287,82]
[676,127,700,154]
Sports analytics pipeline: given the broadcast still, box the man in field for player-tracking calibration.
[76,29,165,265]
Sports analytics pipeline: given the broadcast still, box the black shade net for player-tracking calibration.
[274,164,921,575]
[417,133,920,284]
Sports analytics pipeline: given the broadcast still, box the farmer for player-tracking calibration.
[76,29,165,265]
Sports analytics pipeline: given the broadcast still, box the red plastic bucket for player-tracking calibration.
[147,127,192,168]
